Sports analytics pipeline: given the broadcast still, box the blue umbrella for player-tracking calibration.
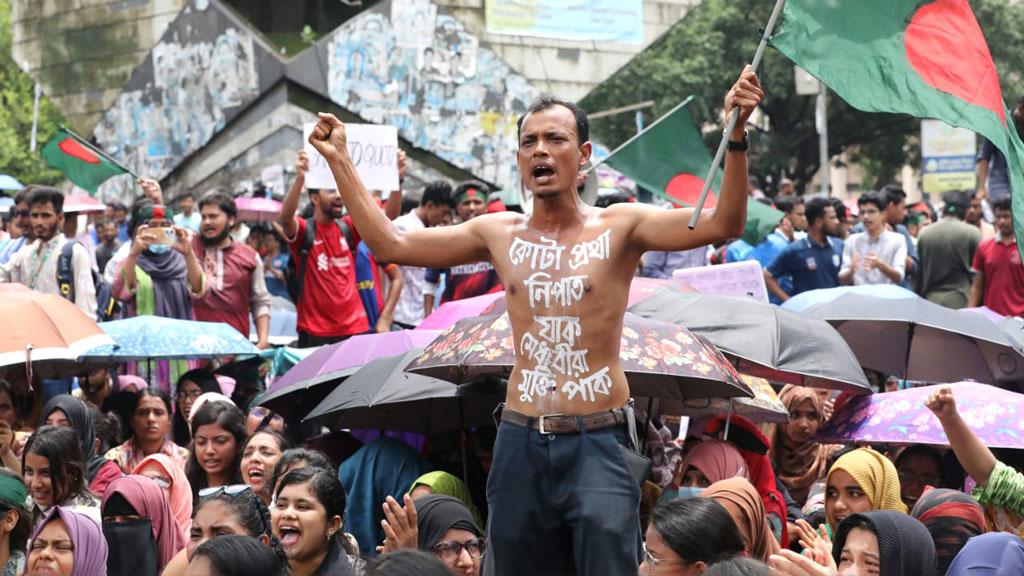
[79,315,259,361]
[781,284,917,312]
[0,175,23,191]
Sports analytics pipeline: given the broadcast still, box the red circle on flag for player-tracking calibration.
[905,0,1006,125]
[58,138,101,164]
[666,173,717,209]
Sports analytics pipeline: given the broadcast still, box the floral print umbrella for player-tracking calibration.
[406,312,752,402]
[816,381,1024,449]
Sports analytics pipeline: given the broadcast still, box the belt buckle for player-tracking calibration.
[538,413,564,435]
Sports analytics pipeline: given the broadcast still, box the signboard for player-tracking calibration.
[303,123,400,192]
[921,119,976,194]
[485,0,644,45]
[672,260,769,303]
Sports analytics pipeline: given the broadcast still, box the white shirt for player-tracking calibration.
[392,211,428,326]
[841,229,908,285]
[3,234,97,320]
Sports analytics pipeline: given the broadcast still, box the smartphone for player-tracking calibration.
[144,227,177,246]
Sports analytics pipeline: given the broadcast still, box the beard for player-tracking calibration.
[200,226,232,247]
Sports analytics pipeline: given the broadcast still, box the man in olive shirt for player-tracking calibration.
[915,190,980,309]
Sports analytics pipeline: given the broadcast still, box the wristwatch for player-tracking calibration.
[727,131,749,152]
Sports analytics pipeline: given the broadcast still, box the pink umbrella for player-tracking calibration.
[235,197,282,222]
[417,292,505,331]
[63,194,105,214]
[817,381,1024,448]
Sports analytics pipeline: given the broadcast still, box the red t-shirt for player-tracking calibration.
[287,217,369,337]
[972,237,1024,317]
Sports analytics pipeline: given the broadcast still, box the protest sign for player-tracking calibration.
[672,260,769,302]
[303,123,400,191]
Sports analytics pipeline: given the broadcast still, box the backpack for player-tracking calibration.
[285,217,354,302]
[57,240,118,321]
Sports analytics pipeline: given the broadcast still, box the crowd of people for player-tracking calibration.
[0,66,1022,576]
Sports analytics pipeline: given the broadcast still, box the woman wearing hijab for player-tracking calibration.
[101,475,185,575]
[832,511,936,576]
[40,395,122,495]
[133,453,192,541]
[910,487,986,575]
[703,478,781,562]
[26,506,108,576]
[664,439,748,501]
[769,386,839,507]
[413,495,484,576]
[408,472,483,527]
[825,447,907,533]
[946,532,1024,576]
[338,437,426,556]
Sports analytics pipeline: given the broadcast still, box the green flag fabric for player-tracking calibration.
[41,129,128,194]
[602,96,783,245]
[771,0,1024,257]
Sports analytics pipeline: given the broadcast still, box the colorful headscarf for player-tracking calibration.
[132,454,192,542]
[408,471,482,526]
[30,507,108,576]
[946,532,1024,576]
[911,487,986,575]
[769,385,837,505]
[101,475,185,568]
[679,439,748,485]
[827,447,908,529]
[702,478,781,561]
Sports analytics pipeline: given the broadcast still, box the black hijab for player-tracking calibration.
[40,394,107,483]
[413,495,482,550]
[103,518,158,576]
[833,510,936,576]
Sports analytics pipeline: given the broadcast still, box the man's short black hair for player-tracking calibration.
[27,187,64,214]
[198,191,237,219]
[111,202,128,213]
[942,190,970,219]
[880,184,906,208]
[993,196,1013,213]
[517,96,590,145]
[805,197,832,228]
[595,191,633,208]
[858,191,886,212]
[180,191,195,201]
[774,196,803,215]
[829,197,847,221]
[421,181,454,208]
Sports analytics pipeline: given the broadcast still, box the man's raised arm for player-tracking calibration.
[629,66,763,253]
[278,151,308,241]
[308,113,490,268]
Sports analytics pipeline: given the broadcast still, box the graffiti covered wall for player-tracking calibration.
[320,0,539,192]
[92,0,284,191]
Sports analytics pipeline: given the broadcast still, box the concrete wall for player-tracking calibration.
[11,0,188,134]
[434,0,702,103]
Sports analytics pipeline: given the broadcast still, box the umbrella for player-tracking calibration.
[1000,316,1024,355]
[629,289,870,392]
[961,306,1005,324]
[0,175,23,191]
[406,312,752,402]
[637,374,788,424]
[79,315,259,361]
[804,293,1024,384]
[303,349,502,433]
[63,194,106,214]
[417,291,505,331]
[249,296,297,346]
[816,381,1024,449]
[0,291,115,369]
[260,329,441,419]
[0,198,12,212]
[235,197,283,222]
[781,284,917,313]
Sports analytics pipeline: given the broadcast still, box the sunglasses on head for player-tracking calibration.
[198,484,252,500]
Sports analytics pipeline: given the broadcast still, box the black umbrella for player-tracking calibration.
[628,289,870,392]
[303,349,502,434]
[805,293,1024,384]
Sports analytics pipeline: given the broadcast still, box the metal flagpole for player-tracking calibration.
[687,0,788,230]
[30,83,41,152]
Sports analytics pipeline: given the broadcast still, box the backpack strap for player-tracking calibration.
[57,241,78,301]
[295,217,317,301]
[336,219,355,250]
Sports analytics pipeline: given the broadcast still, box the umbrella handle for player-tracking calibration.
[25,345,33,393]
[723,399,734,441]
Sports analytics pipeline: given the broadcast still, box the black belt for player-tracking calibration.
[500,407,627,435]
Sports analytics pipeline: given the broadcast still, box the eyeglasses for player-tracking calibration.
[198,484,252,499]
[898,469,940,487]
[432,538,486,561]
[177,389,202,400]
[13,210,29,218]
[643,544,687,570]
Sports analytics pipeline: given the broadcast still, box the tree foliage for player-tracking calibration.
[0,0,66,189]
[581,0,1024,195]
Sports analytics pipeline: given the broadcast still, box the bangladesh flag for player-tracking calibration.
[41,129,129,195]
[602,96,783,245]
[771,0,1024,257]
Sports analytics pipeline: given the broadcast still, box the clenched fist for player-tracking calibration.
[308,113,349,162]
[925,386,959,423]
[724,65,764,139]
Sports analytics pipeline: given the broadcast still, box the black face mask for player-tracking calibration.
[103,519,158,576]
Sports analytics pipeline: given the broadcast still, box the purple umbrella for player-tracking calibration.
[816,381,1024,449]
[261,330,440,419]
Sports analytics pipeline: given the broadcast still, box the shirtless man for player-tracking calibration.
[308,66,762,575]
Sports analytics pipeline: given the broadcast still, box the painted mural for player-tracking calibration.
[326,0,539,192]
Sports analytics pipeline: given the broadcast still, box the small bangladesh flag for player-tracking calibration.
[41,128,130,195]
[770,0,1024,259]
[602,96,783,245]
